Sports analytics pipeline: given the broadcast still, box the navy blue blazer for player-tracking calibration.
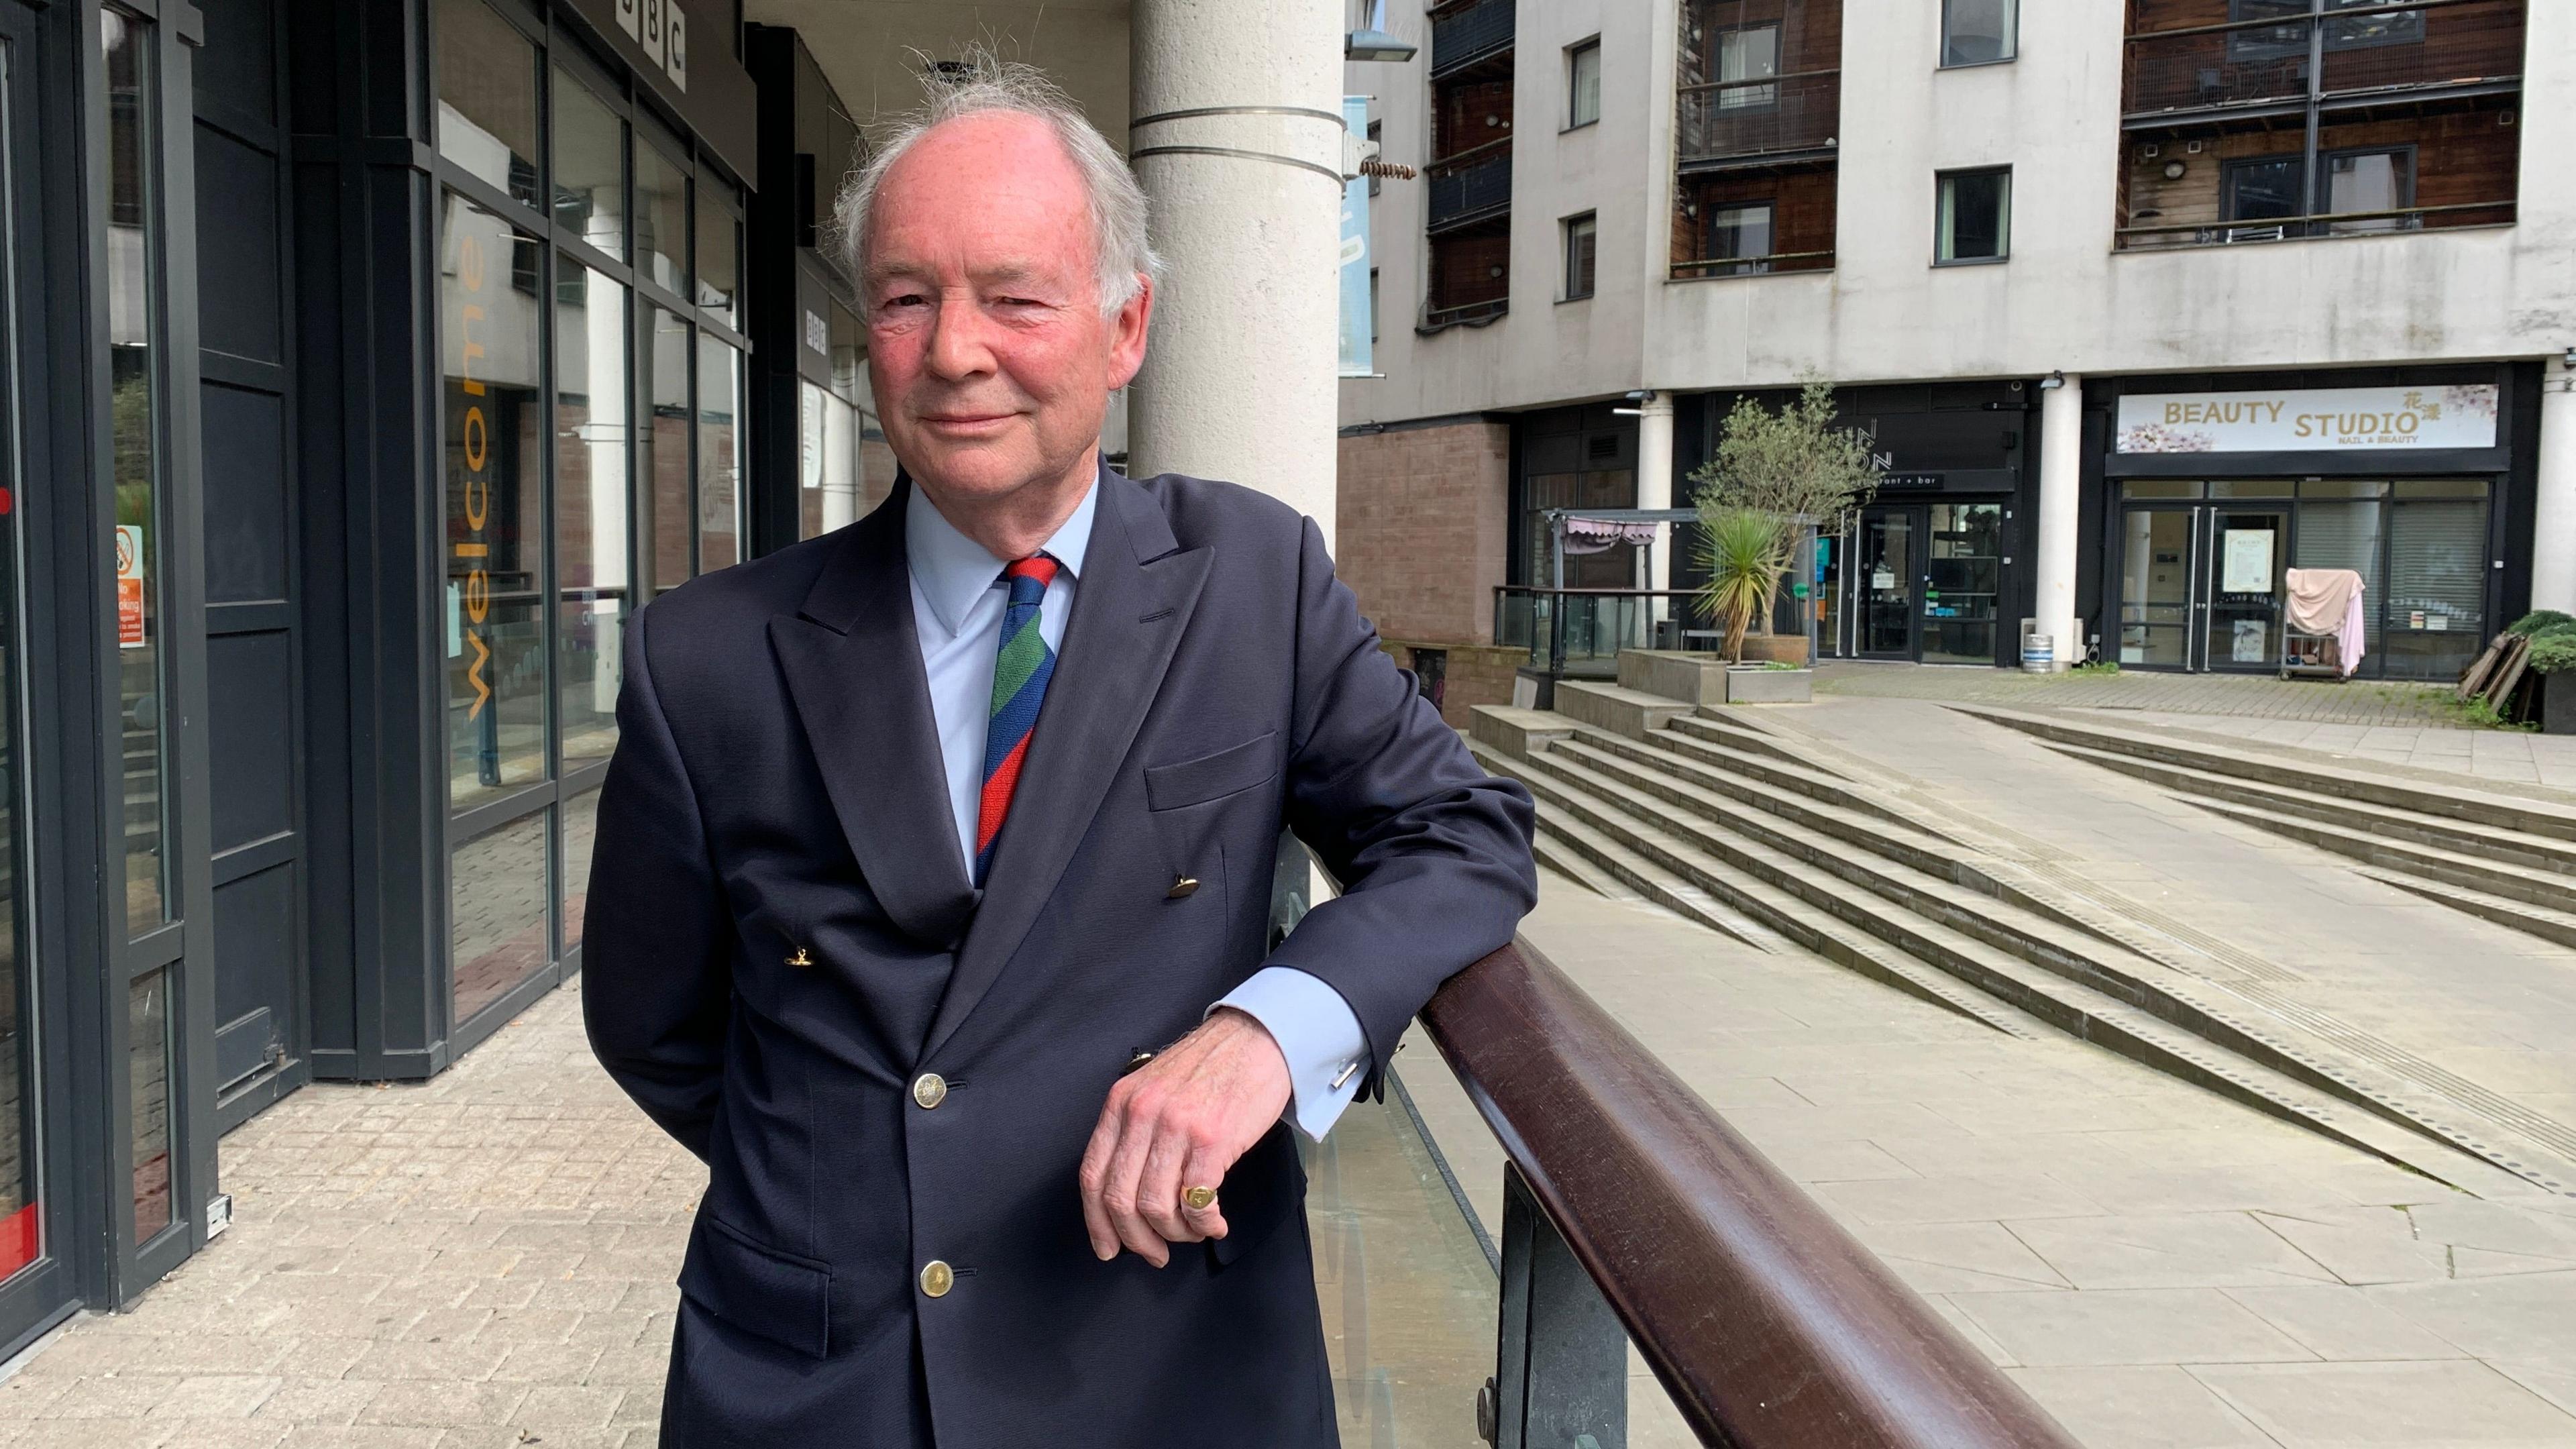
[584,468,1536,1446]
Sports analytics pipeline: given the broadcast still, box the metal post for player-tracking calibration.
[1480,1166,1628,1449]
[2300,0,2324,231]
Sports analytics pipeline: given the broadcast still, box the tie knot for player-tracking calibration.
[1004,555,1059,590]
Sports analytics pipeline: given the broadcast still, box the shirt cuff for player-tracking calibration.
[1213,966,1372,1142]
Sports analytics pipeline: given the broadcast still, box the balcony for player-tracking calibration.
[1430,0,1515,80]
[1676,69,1840,170]
[1426,136,1513,233]
[2122,0,2525,122]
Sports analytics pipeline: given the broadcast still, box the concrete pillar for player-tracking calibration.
[1127,0,1346,545]
[2034,373,2084,670]
[2534,359,2576,614]
[1636,393,1676,612]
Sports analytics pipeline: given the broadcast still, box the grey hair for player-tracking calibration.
[833,56,1163,319]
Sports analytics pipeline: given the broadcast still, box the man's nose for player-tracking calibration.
[923,294,997,381]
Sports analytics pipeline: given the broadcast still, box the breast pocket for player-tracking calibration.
[1144,731,1281,812]
[1142,732,1281,918]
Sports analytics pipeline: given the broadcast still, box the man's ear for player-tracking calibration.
[1106,276,1154,392]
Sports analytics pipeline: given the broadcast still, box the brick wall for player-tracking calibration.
[1336,419,1513,648]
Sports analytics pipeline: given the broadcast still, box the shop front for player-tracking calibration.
[2095,368,2536,680]
[1796,384,2035,667]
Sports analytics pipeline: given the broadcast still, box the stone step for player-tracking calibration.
[1652,718,1934,833]
[1668,710,1834,771]
[1576,728,1960,875]
[1474,743,2037,1036]
[1955,704,2576,845]
[1530,823,1640,903]
[2182,795,2575,912]
[2047,741,2576,879]
[1552,680,1691,742]
[2357,865,2576,953]
[1506,737,2576,1197]
[1490,741,2531,1195]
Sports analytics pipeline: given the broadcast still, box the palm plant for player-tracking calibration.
[1695,507,1791,663]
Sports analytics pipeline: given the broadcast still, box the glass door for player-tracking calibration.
[1922,502,2002,665]
[2205,508,2290,672]
[1856,507,1917,659]
[2117,506,2198,668]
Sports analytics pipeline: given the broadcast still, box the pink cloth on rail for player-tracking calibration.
[2286,568,2367,677]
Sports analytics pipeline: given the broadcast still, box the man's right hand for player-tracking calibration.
[1076,1009,1292,1267]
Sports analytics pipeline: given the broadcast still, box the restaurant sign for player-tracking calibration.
[2116,384,2498,454]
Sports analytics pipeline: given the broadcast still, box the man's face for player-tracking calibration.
[863,111,1150,511]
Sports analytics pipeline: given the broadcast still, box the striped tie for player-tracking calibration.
[974,555,1061,885]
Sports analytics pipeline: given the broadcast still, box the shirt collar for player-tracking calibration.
[904,475,1099,638]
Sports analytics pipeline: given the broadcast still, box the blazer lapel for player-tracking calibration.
[769,484,980,950]
[921,469,1213,1063]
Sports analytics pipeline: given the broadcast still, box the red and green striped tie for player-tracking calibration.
[974,556,1060,885]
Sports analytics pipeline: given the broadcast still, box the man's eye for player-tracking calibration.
[880,293,925,310]
[996,296,1044,309]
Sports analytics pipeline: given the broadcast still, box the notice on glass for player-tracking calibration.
[2221,529,2275,594]
[2233,619,2268,663]
[115,525,145,649]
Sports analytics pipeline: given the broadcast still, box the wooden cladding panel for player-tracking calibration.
[1682,0,1843,85]
[1436,78,1515,161]
[1432,227,1511,312]
[1673,167,1837,268]
[2119,105,2520,244]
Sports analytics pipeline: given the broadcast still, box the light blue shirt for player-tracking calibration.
[904,480,1371,1140]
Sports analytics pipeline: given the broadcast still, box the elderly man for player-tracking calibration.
[584,61,1535,1446]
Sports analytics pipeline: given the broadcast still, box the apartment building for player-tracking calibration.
[1339,0,2575,718]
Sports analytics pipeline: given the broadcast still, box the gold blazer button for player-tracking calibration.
[912,1073,948,1110]
[919,1260,954,1298]
[1166,876,1200,899]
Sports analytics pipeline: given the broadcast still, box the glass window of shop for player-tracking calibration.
[2116,476,2490,679]
[799,297,883,540]
[432,0,747,1032]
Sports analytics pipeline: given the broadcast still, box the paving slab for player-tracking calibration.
[2189,1360,2576,1448]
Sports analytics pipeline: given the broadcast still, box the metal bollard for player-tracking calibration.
[1479,1165,1629,1449]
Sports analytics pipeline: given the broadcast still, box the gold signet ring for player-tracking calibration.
[1181,1186,1218,1212]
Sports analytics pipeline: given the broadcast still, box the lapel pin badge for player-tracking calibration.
[786,946,814,968]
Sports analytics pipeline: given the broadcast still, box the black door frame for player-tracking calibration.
[0,0,97,1358]
[1854,503,1921,661]
[72,0,222,1310]
[2201,503,2294,675]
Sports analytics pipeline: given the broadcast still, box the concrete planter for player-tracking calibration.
[1723,667,1813,704]
[1617,649,1730,707]
[1740,633,1811,666]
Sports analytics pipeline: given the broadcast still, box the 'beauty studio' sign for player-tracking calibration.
[2116,384,2498,454]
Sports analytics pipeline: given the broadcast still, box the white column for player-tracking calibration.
[2034,374,2085,670]
[1635,392,1676,628]
[2534,359,2576,614]
[1127,0,1346,546]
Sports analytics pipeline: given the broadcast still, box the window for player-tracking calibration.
[434,0,540,208]
[1936,168,2011,262]
[551,70,625,260]
[1568,38,1601,128]
[1562,213,1597,299]
[1941,0,2017,66]
[1368,267,1380,344]
[2229,0,2424,60]
[1706,203,1774,275]
[2221,154,2303,240]
[1715,25,1779,110]
[2322,146,2414,233]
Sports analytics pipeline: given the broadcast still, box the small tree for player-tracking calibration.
[1687,378,1884,643]
[1695,508,1791,663]
[1690,378,1884,536]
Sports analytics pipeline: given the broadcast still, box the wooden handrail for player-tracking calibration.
[2116,199,2513,236]
[1421,938,2083,1449]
